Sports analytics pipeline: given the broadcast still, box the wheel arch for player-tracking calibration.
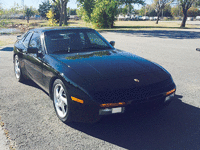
[49,76,58,100]
[13,53,16,63]
[49,75,70,100]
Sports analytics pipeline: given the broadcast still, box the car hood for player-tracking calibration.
[51,49,174,103]
[52,49,171,84]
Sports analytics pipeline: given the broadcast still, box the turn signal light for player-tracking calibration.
[166,88,176,96]
[100,102,126,107]
[71,96,84,104]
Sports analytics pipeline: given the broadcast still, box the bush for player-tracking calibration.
[91,0,118,29]
[46,9,58,26]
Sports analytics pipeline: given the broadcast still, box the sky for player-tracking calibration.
[1,0,78,9]
[1,0,152,10]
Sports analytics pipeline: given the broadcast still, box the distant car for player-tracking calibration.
[13,27,176,123]
[196,16,200,21]
[149,17,154,21]
[125,15,131,21]
[154,16,158,20]
[118,15,126,21]
[138,16,143,20]
[142,16,149,20]
[187,17,193,21]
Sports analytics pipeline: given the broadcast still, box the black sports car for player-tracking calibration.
[13,27,176,123]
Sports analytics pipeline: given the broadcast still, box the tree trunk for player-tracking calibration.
[59,1,63,26]
[180,11,187,27]
[111,21,114,28]
[59,13,63,26]
[27,17,30,23]
[64,2,68,25]
[156,11,161,24]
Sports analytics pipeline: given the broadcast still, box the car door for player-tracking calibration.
[19,31,34,78]
[26,32,44,87]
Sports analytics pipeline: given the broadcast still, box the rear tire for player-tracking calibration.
[52,79,72,123]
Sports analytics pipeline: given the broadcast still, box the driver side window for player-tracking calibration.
[29,32,41,50]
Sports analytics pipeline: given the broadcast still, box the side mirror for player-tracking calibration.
[17,35,22,40]
[110,41,115,47]
[27,47,38,54]
[196,48,200,51]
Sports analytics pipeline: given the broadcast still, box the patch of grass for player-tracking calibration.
[68,20,200,30]
[3,19,49,29]
[113,21,198,30]
[68,20,93,28]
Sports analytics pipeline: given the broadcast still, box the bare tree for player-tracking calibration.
[154,0,173,24]
[179,0,199,27]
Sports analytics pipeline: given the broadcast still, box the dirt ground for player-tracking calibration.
[0,35,17,47]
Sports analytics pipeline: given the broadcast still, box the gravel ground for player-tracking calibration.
[0,29,200,150]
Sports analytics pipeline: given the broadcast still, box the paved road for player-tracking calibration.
[0,29,200,150]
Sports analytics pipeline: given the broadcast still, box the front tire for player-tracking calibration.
[52,79,72,123]
[14,55,24,82]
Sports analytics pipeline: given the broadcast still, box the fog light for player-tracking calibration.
[165,93,175,102]
[99,108,112,115]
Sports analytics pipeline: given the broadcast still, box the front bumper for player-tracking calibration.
[99,91,175,116]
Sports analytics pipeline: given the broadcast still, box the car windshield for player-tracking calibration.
[44,29,113,54]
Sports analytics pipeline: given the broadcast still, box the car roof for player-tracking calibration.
[30,27,93,33]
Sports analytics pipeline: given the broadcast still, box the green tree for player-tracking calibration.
[52,4,60,22]
[162,4,172,17]
[78,0,144,29]
[68,8,77,15]
[91,0,118,28]
[139,5,146,16]
[146,4,157,16]
[77,0,96,22]
[24,7,35,23]
[187,6,199,17]
[171,5,182,17]
[38,0,52,19]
